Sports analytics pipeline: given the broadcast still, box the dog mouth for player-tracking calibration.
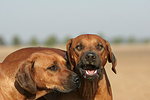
[78,65,101,81]
[81,69,98,76]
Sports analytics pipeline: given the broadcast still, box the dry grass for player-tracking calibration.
[0,44,150,100]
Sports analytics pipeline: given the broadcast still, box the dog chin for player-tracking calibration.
[79,68,101,81]
[52,87,75,93]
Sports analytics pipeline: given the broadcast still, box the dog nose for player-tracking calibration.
[85,52,97,62]
[73,76,80,84]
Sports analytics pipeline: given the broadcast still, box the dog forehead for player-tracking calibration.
[44,53,65,63]
[35,54,55,65]
[34,53,66,69]
[73,34,106,46]
[53,54,66,63]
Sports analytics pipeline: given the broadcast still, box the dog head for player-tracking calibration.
[15,51,81,95]
[66,34,117,81]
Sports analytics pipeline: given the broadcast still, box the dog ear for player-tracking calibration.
[15,58,37,94]
[65,51,71,70]
[66,39,75,70]
[105,41,117,74]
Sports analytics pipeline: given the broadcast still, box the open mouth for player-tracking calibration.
[78,65,101,81]
[82,69,98,76]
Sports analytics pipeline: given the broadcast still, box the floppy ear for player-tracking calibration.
[106,41,117,74]
[15,59,37,94]
[66,38,75,70]
[65,51,71,70]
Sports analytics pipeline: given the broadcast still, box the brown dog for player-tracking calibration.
[0,50,80,100]
[62,34,117,100]
[45,34,117,100]
[3,34,117,100]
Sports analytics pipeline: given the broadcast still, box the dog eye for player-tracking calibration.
[47,65,57,71]
[97,44,103,50]
[76,45,83,51]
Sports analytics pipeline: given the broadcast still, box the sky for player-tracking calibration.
[0,0,150,44]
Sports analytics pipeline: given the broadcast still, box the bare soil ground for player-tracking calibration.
[0,44,150,100]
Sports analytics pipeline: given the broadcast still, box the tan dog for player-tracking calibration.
[0,50,80,100]
[62,34,117,100]
[2,34,117,100]
[45,34,117,100]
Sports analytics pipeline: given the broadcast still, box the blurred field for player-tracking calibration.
[0,44,150,100]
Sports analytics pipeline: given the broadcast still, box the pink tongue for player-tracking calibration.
[87,70,95,74]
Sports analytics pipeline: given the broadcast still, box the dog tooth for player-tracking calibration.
[94,70,97,74]
[86,70,88,74]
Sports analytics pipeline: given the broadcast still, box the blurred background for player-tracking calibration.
[0,0,150,100]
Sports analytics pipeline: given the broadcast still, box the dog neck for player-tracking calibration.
[78,77,100,100]
[14,81,36,100]
[77,70,104,100]
[15,81,52,100]
[35,89,52,99]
